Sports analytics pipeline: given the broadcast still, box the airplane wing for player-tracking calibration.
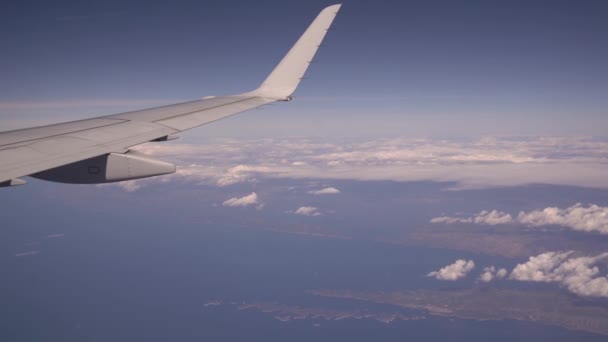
[0,4,342,187]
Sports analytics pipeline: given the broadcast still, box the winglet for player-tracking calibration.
[249,4,342,100]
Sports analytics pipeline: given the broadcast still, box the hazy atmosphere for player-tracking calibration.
[2,1,608,341]
[3,0,608,136]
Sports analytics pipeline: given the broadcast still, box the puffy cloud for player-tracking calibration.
[428,259,475,281]
[496,268,508,279]
[479,268,494,282]
[474,210,514,225]
[517,203,608,234]
[509,251,574,282]
[222,193,260,208]
[431,204,608,234]
[293,206,322,217]
[308,187,341,195]
[479,266,509,282]
[216,165,274,187]
[430,210,513,225]
[510,251,608,298]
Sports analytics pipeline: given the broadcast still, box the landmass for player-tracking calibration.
[394,225,608,258]
[191,214,608,259]
[309,287,608,336]
[204,300,424,324]
[194,215,352,240]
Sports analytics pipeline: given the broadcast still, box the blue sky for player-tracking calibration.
[1,0,607,137]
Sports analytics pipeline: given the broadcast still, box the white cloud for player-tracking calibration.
[496,268,508,279]
[96,180,144,192]
[108,137,608,192]
[117,180,142,192]
[431,210,513,225]
[430,216,471,224]
[431,204,608,234]
[222,192,260,208]
[475,210,513,225]
[517,203,608,234]
[293,206,322,217]
[509,251,575,282]
[479,268,495,282]
[308,187,341,195]
[216,165,274,187]
[478,266,509,282]
[428,259,475,281]
[510,251,608,298]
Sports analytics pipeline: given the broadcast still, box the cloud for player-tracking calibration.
[475,211,513,225]
[478,266,508,282]
[107,137,608,192]
[222,192,260,208]
[517,204,608,234]
[431,210,513,225]
[509,251,608,298]
[117,180,142,192]
[509,251,574,282]
[428,259,475,281]
[431,204,608,234]
[293,206,322,217]
[479,268,494,283]
[97,180,144,192]
[308,187,341,195]
[496,268,508,279]
[216,165,275,187]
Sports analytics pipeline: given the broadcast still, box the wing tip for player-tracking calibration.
[249,4,342,100]
[325,4,342,12]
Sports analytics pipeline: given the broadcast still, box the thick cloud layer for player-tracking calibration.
[122,136,608,191]
[428,259,476,281]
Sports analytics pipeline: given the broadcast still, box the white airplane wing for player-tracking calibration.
[0,4,341,187]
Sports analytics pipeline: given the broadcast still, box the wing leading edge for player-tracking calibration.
[0,4,342,186]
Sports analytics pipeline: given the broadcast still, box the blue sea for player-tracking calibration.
[3,179,608,341]
[2,211,605,341]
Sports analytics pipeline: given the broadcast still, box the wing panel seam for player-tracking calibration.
[0,120,130,149]
[150,97,259,124]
